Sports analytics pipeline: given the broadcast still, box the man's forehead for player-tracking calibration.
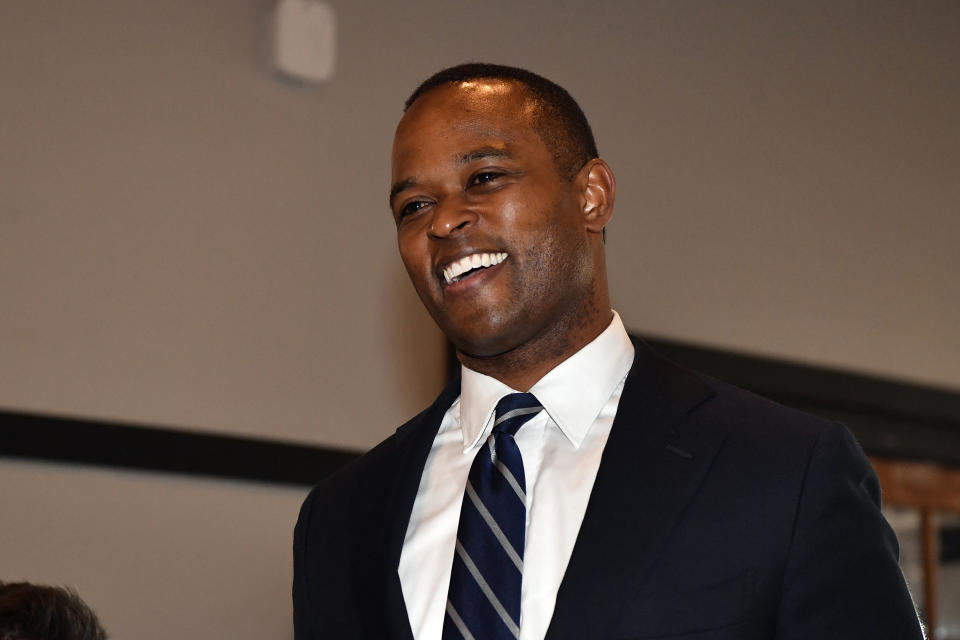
[399,79,534,130]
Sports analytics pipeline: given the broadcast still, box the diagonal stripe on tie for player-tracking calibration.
[494,406,542,426]
[495,459,526,503]
[454,541,520,637]
[465,482,523,571]
[443,392,542,640]
[445,602,476,640]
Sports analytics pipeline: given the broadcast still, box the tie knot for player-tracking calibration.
[492,392,542,437]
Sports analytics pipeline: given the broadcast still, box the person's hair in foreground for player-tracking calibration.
[0,582,107,640]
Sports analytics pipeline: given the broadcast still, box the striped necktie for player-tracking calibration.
[442,392,543,640]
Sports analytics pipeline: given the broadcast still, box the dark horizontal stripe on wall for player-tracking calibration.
[641,335,960,466]
[0,410,359,487]
[4,336,960,486]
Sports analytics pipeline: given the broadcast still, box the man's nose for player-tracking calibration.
[428,197,477,239]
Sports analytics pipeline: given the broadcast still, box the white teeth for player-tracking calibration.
[442,252,508,284]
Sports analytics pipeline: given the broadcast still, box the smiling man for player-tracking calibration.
[293,64,923,640]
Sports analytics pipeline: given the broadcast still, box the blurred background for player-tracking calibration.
[1,1,958,638]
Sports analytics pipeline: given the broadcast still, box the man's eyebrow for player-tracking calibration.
[456,147,513,166]
[389,178,416,206]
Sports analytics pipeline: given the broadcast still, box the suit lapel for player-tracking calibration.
[380,376,461,640]
[546,341,725,640]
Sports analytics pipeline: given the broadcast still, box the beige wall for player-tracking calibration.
[2,0,958,451]
[1,459,305,639]
[1,1,957,637]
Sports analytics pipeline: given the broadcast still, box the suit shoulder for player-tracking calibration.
[692,372,879,506]
[669,362,859,475]
[635,339,836,442]
[700,373,835,436]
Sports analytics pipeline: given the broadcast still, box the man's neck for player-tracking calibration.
[457,309,614,392]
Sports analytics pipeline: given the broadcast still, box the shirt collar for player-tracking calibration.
[458,311,635,453]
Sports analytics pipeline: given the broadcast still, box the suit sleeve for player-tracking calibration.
[293,483,362,639]
[775,422,924,639]
[293,474,368,640]
[293,485,317,640]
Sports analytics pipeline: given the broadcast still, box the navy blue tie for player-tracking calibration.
[442,392,543,640]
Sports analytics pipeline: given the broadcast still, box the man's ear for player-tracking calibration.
[579,159,616,233]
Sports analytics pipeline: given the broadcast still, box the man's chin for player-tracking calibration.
[435,305,537,359]
[448,328,528,363]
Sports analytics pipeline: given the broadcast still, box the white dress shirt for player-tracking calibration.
[398,312,635,640]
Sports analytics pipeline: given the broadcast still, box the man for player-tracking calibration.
[293,63,923,640]
[0,581,108,640]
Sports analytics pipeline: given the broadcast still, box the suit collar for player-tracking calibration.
[546,338,724,639]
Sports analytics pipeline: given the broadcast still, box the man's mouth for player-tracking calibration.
[442,252,508,285]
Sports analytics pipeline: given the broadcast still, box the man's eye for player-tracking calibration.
[469,171,502,187]
[399,200,428,219]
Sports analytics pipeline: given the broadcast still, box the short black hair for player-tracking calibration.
[405,63,599,179]
[0,582,107,640]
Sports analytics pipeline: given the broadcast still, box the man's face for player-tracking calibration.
[390,80,597,361]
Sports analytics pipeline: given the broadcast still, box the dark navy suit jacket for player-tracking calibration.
[293,340,924,639]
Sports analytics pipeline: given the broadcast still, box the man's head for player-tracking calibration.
[390,63,616,388]
[0,582,107,640]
